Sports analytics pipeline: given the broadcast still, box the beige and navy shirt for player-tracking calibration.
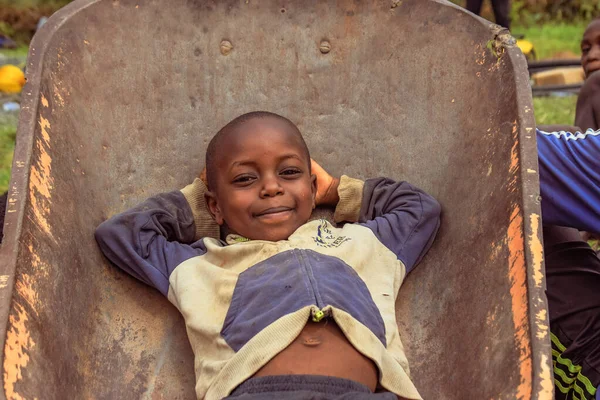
[95,176,441,399]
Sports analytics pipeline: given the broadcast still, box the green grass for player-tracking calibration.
[533,95,579,126]
[0,46,29,59]
[512,22,587,60]
[0,114,16,193]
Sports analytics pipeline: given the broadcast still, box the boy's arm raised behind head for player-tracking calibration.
[95,179,219,296]
[180,178,221,240]
[334,176,441,274]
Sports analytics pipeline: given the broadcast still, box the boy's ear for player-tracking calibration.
[205,191,225,225]
[310,173,317,209]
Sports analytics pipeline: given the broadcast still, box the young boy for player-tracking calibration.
[576,18,600,131]
[95,111,441,399]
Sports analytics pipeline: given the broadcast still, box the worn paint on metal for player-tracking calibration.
[14,275,38,318]
[536,309,548,341]
[507,204,533,400]
[507,120,533,400]
[28,114,54,238]
[528,214,544,288]
[7,160,25,216]
[52,86,65,107]
[528,213,553,398]
[489,241,503,261]
[509,122,519,177]
[3,303,34,400]
[475,44,487,66]
[3,246,46,398]
[538,352,553,398]
[486,304,500,326]
[26,244,47,278]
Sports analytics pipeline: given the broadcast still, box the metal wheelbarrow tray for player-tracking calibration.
[0,0,551,398]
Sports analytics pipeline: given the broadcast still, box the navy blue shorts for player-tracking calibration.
[226,375,398,399]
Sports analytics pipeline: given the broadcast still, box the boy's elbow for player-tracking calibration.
[94,218,120,250]
[405,194,441,272]
[95,220,110,247]
[422,192,442,224]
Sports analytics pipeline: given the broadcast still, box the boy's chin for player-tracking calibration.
[238,223,303,242]
[225,215,312,241]
[250,227,296,242]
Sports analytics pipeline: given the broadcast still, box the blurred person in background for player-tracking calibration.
[576,18,600,131]
[465,0,511,30]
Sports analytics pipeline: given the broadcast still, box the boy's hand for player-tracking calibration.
[200,168,208,187]
[311,159,340,206]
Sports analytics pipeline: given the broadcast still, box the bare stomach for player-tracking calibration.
[253,318,379,392]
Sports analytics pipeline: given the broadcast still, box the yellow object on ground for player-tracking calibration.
[532,67,585,86]
[0,65,26,94]
[517,39,536,61]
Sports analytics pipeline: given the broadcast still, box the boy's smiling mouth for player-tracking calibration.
[587,61,600,75]
[254,206,294,222]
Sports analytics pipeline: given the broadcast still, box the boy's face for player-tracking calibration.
[206,118,316,242]
[581,20,600,77]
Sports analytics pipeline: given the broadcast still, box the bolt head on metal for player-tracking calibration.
[319,40,331,54]
[220,40,233,55]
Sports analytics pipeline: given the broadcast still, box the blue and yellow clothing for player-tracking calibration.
[95,176,441,400]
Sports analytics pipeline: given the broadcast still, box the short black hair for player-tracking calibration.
[205,111,310,190]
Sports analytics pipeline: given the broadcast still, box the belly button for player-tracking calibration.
[302,335,322,347]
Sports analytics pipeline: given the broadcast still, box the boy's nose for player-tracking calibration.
[260,177,284,198]
[588,45,600,62]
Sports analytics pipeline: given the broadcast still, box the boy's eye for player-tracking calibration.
[232,175,256,184]
[280,168,302,177]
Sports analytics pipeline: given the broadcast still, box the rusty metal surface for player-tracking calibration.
[0,0,551,398]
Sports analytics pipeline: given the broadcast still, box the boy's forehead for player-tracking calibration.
[227,118,302,148]
[583,20,600,40]
[234,117,292,134]
[216,117,307,161]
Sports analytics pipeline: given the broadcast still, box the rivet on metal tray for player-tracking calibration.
[319,40,331,54]
[220,40,233,56]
